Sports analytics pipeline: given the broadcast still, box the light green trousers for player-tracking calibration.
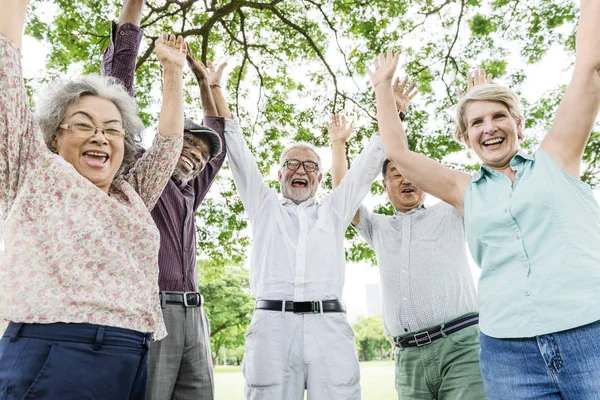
[394,322,486,399]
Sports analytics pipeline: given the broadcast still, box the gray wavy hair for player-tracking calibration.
[35,74,144,175]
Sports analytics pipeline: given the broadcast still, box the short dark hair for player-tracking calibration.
[382,159,392,179]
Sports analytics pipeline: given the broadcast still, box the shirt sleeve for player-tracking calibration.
[119,133,183,210]
[0,35,47,217]
[224,118,273,220]
[101,22,143,97]
[326,135,385,226]
[354,204,376,247]
[191,116,227,210]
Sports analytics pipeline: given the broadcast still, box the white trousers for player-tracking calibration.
[243,309,361,400]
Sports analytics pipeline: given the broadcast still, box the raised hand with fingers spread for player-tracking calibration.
[393,76,418,113]
[155,32,187,70]
[206,60,228,88]
[368,48,402,89]
[325,114,354,144]
[457,69,493,100]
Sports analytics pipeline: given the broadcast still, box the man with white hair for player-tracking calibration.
[224,115,385,399]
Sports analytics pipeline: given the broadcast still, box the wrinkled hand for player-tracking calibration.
[325,114,354,144]
[393,76,418,113]
[457,69,493,100]
[186,43,209,81]
[206,60,228,87]
[368,48,401,89]
[155,32,187,70]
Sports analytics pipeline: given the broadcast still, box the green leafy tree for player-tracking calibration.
[352,314,391,361]
[198,263,255,366]
[24,0,594,268]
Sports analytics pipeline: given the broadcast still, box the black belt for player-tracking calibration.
[394,313,479,348]
[255,299,346,314]
[159,291,204,307]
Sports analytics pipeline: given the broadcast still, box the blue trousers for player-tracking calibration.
[480,319,600,399]
[0,322,152,400]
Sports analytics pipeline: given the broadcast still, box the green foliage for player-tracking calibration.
[23,0,589,270]
[469,14,497,37]
[352,314,392,361]
[199,264,255,364]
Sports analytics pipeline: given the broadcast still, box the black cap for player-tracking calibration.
[183,118,223,161]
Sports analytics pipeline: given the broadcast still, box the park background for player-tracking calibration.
[2,0,600,398]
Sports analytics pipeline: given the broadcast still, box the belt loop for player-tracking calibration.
[281,300,286,313]
[160,292,167,309]
[8,323,24,342]
[142,333,152,353]
[439,323,447,337]
[93,326,105,351]
[319,300,324,315]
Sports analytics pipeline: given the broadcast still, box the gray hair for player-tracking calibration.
[35,74,144,175]
[279,142,322,168]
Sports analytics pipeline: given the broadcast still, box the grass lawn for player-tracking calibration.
[214,360,396,399]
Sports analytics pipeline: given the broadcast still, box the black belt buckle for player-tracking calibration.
[414,331,432,347]
[183,292,203,308]
[293,301,319,314]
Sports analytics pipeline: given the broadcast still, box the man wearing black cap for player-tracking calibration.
[101,1,230,399]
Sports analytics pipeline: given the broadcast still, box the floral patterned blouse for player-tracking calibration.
[0,35,182,340]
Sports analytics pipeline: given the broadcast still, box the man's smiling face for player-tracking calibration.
[278,147,322,204]
[383,162,425,212]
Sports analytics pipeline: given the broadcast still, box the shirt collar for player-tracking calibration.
[472,149,533,182]
[280,197,316,207]
[394,203,426,215]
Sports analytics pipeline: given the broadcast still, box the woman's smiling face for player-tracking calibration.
[54,95,125,193]
[464,100,523,170]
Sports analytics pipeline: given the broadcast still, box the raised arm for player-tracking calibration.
[0,0,27,48]
[101,0,144,96]
[1,0,48,215]
[369,49,471,214]
[120,33,185,207]
[541,0,600,178]
[186,44,218,117]
[326,114,362,226]
[186,49,228,208]
[208,61,234,119]
[156,33,186,138]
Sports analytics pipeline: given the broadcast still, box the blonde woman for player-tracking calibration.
[367,0,600,397]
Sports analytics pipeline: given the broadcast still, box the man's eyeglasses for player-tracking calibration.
[59,120,126,142]
[283,159,319,172]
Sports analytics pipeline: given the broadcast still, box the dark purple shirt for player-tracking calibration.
[102,22,227,292]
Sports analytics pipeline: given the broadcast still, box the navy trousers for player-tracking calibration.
[0,322,152,400]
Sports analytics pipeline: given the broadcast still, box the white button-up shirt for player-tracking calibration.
[224,119,385,301]
[355,202,478,337]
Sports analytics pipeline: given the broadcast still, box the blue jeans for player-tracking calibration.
[480,319,600,399]
[0,322,152,400]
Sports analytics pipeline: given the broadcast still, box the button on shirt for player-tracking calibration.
[224,119,385,301]
[355,202,477,337]
[465,149,600,338]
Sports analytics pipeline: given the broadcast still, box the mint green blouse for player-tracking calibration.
[464,149,600,338]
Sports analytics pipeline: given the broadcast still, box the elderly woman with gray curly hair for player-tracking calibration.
[0,1,188,398]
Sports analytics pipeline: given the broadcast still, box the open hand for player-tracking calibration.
[393,76,418,113]
[368,48,401,89]
[206,60,228,87]
[155,32,187,70]
[457,69,492,100]
[186,43,208,81]
[325,114,354,144]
